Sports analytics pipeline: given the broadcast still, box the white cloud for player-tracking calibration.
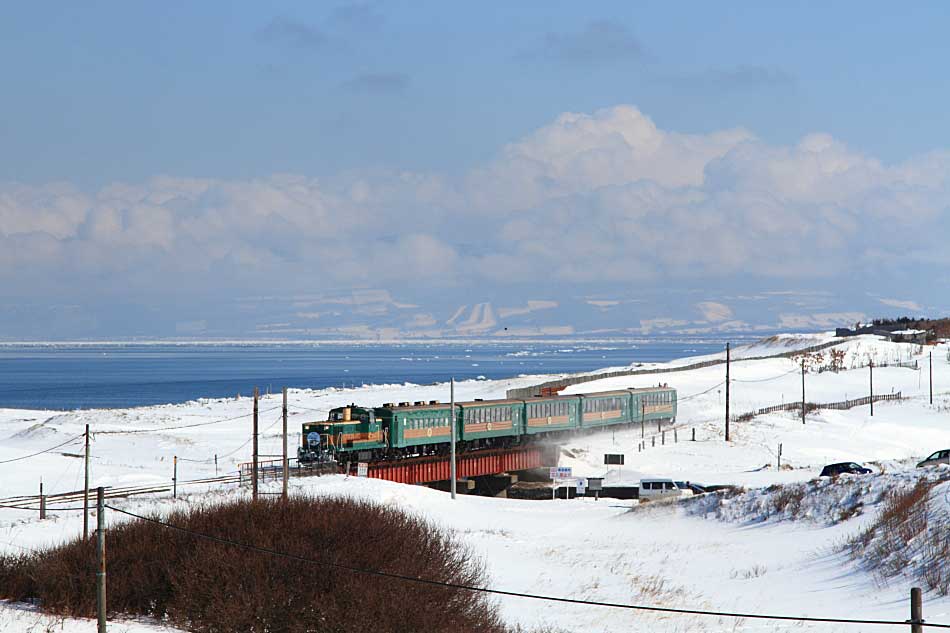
[778,312,866,329]
[587,299,621,308]
[406,313,437,328]
[696,301,733,322]
[497,300,558,318]
[878,298,922,312]
[2,104,950,335]
[456,303,498,334]
[639,318,689,333]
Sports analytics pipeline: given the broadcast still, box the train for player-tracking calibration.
[298,385,677,464]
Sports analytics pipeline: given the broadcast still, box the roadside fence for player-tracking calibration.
[732,392,903,422]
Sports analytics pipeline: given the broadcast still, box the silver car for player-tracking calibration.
[917,449,950,468]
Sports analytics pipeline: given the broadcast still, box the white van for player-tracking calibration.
[639,478,682,501]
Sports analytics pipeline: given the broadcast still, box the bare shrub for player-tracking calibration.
[772,485,805,516]
[0,496,509,633]
[846,479,949,593]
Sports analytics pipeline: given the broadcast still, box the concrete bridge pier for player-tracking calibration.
[471,473,519,497]
[426,478,476,494]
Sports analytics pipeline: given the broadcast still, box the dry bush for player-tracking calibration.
[772,485,806,516]
[0,496,509,633]
[847,480,942,591]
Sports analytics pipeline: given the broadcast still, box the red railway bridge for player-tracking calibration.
[360,446,545,485]
[243,446,551,488]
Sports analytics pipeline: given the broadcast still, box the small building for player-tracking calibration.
[888,329,929,344]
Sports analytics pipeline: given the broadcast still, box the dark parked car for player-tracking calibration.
[820,462,872,477]
[917,450,950,468]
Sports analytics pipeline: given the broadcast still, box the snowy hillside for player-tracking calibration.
[2,334,950,632]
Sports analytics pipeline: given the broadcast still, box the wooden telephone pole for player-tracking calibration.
[252,387,259,501]
[96,486,107,633]
[801,358,806,425]
[869,360,874,417]
[725,342,730,442]
[83,424,90,540]
[282,387,289,501]
[930,352,934,406]
[450,378,457,500]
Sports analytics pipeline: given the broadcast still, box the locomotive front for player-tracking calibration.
[298,405,387,464]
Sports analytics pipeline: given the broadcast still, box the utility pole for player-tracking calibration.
[450,378,457,500]
[910,587,923,633]
[252,387,259,501]
[725,342,730,441]
[640,397,645,438]
[869,360,874,417]
[96,486,107,633]
[801,358,806,425]
[930,352,934,406]
[83,424,90,540]
[282,386,289,501]
[172,456,177,498]
[39,479,46,520]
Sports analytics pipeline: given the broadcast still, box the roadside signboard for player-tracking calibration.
[550,466,573,500]
[604,453,625,465]
[576,478,587,495]
[357,462,369,478]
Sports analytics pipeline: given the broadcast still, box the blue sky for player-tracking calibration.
[1,2,948,339]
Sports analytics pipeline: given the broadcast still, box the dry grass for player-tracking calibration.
[0,496,509,633]
[771,485,806,516]
[847,478,950,595]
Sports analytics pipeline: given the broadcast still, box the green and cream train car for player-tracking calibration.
[299,385,676,464]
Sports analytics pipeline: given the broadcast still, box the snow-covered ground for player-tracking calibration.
[2,333,950,632]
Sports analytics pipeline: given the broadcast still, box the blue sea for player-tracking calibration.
[0,339,741,410]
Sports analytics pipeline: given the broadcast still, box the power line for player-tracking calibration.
[676,381,726,402]
[98,405,282,435]
[105,505,950,629]
[0,434,85,465]
[212,413,285,460]
[732,367,802,383]
[0,502,86,511]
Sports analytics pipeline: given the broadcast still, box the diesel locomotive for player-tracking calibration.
[298,385,676,464]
